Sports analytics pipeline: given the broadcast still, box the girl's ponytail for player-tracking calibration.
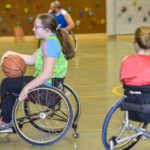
[56,29,75,60]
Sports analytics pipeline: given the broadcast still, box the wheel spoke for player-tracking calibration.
[12,87,73,146]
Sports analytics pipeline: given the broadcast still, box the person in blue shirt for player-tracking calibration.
[48,1,75,31]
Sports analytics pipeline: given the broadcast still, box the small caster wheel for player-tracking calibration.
[73,131,80,138]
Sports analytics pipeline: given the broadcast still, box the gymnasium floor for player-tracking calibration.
[0,34,149,150]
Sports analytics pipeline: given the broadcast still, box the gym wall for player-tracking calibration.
[107,0,150,35]
[0,0,106,36]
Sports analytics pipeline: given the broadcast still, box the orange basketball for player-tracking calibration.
[1,54,26,78]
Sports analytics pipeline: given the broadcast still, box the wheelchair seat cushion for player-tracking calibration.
[120,84,150,123]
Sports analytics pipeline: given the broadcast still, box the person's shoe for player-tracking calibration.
[0,128,13,133]
[0,120,13,133]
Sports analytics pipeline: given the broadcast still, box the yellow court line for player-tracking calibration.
[79,94,114,99]
[79,85,123,99]
[112,84,123,96]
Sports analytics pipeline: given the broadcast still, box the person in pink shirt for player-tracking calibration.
[120,26,150,123]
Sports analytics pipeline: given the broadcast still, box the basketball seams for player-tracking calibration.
[2,55,26,77]
[5,56,25,76]
[2,64,21,71]
[2,65,21,77]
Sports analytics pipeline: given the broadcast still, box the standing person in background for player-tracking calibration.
[48,0,75,31]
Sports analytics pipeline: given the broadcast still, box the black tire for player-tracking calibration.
[12,87,73,147]
[102,97,147,150]
[23,83,80,132]
[63,83,80,126]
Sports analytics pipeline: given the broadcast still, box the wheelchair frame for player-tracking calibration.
[0,83,80,147]
[102,97,149,150]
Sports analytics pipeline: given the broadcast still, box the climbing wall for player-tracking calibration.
[0,0,106,36]
[115,0,150,34]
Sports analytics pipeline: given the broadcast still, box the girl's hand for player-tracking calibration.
[0,51,16,65]
[19,86,29,101]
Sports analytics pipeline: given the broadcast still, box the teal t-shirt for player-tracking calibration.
[34,35,68,84]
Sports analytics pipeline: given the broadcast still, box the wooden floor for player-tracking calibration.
[0,34,149,149]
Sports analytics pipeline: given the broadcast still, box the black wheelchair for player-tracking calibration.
[102,85,150,150]
[0,82,80,147]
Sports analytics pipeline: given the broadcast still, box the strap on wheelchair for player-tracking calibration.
[120,102,150,113]
[123,84,150,94]
[121,84,150,113]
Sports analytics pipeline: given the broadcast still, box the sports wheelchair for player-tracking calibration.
[102,85,150,150]
[0,82,80,147]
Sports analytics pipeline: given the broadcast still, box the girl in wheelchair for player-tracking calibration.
[102,26,150,150]
[120,26,150,123]
[0,13,75,132]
